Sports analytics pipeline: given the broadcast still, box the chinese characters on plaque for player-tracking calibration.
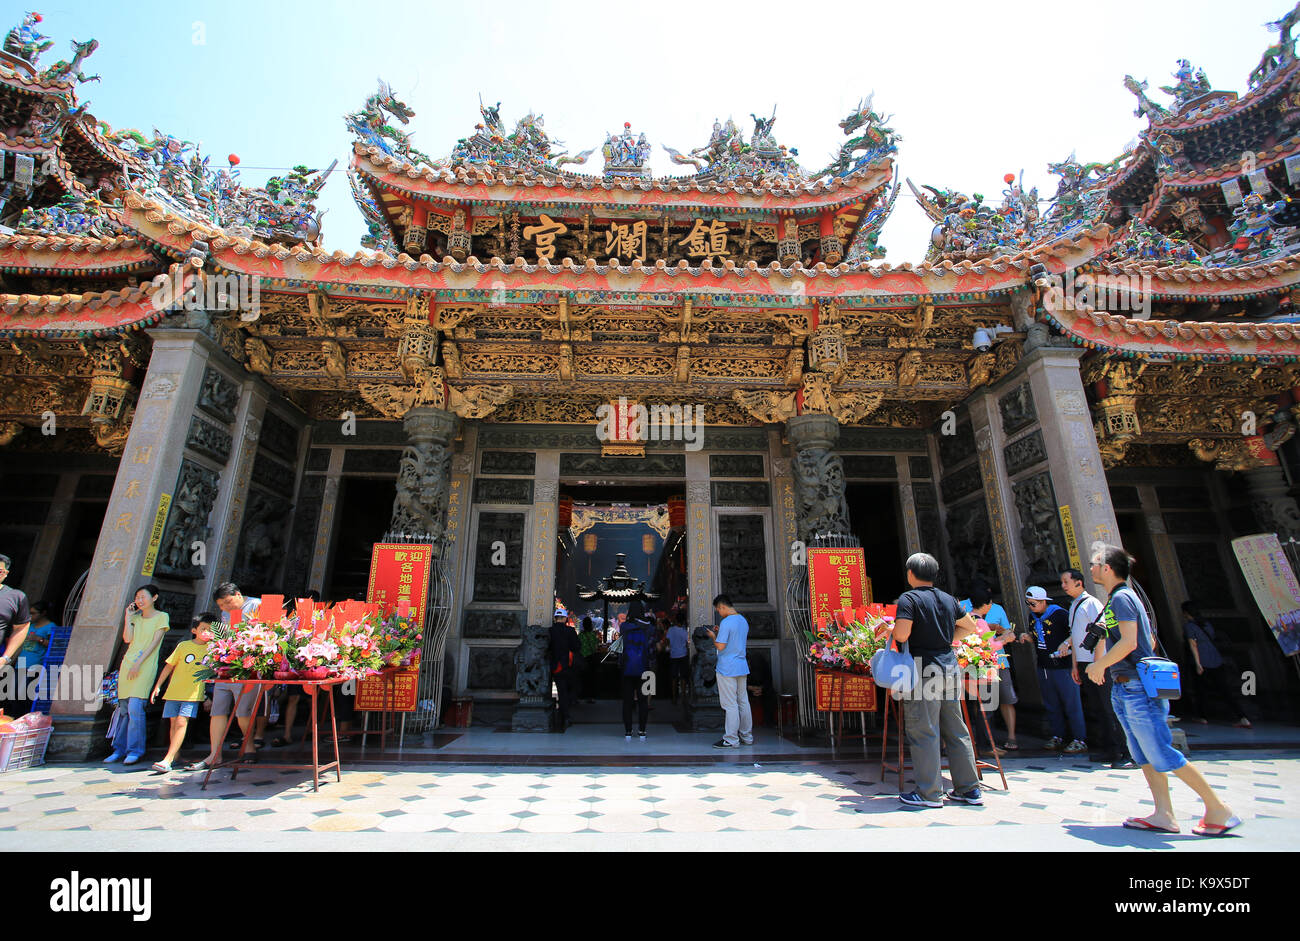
[520,214,731,264]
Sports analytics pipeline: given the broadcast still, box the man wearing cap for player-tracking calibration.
[548,606,581,731]
[1026,585,1087,754]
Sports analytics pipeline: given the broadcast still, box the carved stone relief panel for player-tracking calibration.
[154,459,221,580]
[185,415,233,464]
[717,515,768,604]
[943,497,998,597]
[196,366,239,425]
[463,609,527,639]
[998,383,1036,435]
[472,512,526,602]
[467,647,517,690]
[474,478,535,505]
[1012,471,1070,585]
[1004,430,1048,477]
[481,451,538,476]
[709,454,765,478]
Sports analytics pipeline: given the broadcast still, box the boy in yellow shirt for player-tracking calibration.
[149,613,217,772]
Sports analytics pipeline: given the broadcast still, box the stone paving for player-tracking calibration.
[0,749,1293,850]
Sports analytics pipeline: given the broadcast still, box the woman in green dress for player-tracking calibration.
[105,585,169,765]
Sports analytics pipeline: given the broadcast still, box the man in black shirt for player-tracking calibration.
[0,554,32,715]
[891,553,983,809]
[548,608,581,731]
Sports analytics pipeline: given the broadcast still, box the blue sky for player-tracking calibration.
[22,0,1292,260]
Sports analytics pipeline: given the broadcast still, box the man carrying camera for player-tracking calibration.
[1062,568,1132,769]
[1085,544,1240,836]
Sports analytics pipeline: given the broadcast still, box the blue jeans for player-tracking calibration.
[1110,679,1188,774]
[112,696,147,758]
[1039,668,1087,741]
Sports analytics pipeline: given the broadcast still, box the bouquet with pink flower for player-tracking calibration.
[804,606,896,677]
[954,618,1000,681]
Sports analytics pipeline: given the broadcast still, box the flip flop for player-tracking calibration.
[271,737,293,748]
[1002,741,1019,751]
[1123,817,1180,833]
[150,761,172,773]
[184,760,211,772]
[1192,815,1242,837]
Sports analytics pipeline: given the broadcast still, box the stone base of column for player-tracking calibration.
[44,715,111,762]
[511,697,552,732]
[687,697,724,732]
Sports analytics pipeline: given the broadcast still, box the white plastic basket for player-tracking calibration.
[0,727,53,772]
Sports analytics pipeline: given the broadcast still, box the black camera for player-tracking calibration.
[1081,620,1107,654]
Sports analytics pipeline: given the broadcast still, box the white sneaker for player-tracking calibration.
[625,734,632,742]
[639,733,646,741]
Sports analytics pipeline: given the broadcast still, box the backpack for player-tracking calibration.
[620,621,651,677]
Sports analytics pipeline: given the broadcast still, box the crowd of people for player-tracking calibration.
[891,547,1241,835]
[0,542,1260,833]
[545,594,763,748]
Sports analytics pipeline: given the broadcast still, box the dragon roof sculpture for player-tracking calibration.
[662,108,805,184]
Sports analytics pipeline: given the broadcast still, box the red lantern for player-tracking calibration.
[228,154,241,166]
[558,495,573,528]
[667,496,686,529]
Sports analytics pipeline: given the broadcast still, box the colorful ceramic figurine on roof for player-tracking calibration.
[602,123,651,179]
[3,12,53,64]
[1123,75,1171,122]
[662,109,803,184]
[1229,191,1291,257]
[1251,2,1300,87]
[348,168,398,255]
[39,37,98,85]
[443,103,593,176]
[820,95,901,179]
[345,80,434,168]
[1102,219,1202,265]
[1161,59,1213,111]
[17,192,121,237]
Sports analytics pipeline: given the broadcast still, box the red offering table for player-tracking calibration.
[201,676,347,792]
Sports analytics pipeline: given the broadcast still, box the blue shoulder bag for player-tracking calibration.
[1116,585,1181,700]
[871,638,918,694]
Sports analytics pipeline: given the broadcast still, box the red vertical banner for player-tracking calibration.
[366,543,434,624]
[807,548,872,626]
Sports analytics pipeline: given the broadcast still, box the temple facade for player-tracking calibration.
[3,10,1300,757]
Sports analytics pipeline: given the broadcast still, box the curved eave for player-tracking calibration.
[64,117,147,173]
[0,234,158,275]
[1044,294,1300,362]
[122,191,1114,300]
[0,267,194,339]
[0,59,75,96]
[1137,137,1300,223]
[352,146,893,214]
[0,138,88,196]
[1151,58,1300,135]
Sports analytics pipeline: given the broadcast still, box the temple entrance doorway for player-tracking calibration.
[324,477,397,602]
[845,483,908,604]
[556,483,687,723]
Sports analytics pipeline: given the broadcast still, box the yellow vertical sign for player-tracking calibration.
[1058,505,1082,571]
[141,493,172,577]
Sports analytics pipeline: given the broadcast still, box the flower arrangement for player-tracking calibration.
[954,619,1000,682]
[804,605,895,676]
[201,600,401,682]
[372,611,424,667]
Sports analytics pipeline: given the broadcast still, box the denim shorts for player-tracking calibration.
[162,699,201,719]
[1110,678,1187,773]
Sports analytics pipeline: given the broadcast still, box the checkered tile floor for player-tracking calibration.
[0,752,1294,839]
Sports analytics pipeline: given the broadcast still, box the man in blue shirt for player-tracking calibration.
[1026,585,1087,753]
[706,594,752,748]
[1086,544,1238,836]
